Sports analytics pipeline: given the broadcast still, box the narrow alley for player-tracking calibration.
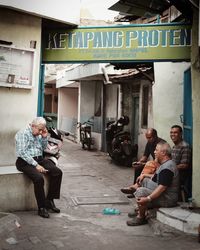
[0,139,198,250]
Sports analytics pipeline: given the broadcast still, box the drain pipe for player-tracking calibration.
[118,84,123,118]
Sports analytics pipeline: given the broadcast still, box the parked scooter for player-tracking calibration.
[106,116,138,167]
[43,116,69,166]
[77,119,94,150]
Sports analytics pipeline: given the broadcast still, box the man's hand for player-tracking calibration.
[132,161,145,169]
[136,174,145,185]
[36,164,48,174]
[41,127,48,138]
[136,197,149,206]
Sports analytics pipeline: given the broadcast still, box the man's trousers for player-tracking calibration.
[16,157,62,209]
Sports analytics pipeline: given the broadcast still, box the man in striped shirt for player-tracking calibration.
[170,125,192,201]
[15,117,62,218]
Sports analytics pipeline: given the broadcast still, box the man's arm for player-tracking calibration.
[137,185,167,205]
[41,127,48,150]
[136,173,153,184]
[147,185,167,200]
[176,163,189,169]
[15,132,38,167]
[138,155,148,163]
[177,146,191,169]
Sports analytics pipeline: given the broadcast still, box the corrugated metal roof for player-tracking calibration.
[109,0,193,20]
[109,0,171,18]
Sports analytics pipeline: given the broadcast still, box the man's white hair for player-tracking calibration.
[31,117,46,126]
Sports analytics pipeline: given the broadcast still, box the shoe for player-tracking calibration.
[45,199,60,213]
[38,208,50,218]
[127,194,135,199]
[121,187,136,194]
[128,211,137,218]
[126,217,148,226]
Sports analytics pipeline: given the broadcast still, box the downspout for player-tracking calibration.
[118,84,123,118]
[101,81,106,151]
[37,63,45,116]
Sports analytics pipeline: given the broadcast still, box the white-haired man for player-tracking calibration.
[127,142,179,226]
[15,117,62,218]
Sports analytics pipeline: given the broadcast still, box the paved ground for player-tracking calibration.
[0,139,199,250]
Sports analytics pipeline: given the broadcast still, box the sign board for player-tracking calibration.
[42,23,191,63]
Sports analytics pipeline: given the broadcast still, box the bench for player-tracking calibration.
[0,166,48,212]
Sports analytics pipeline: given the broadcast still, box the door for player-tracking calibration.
[132,95,139,144]
[183,68,192,146]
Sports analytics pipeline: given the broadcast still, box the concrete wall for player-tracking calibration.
[0,9,42,166]
[44,85,58,113]
[105,84,118,120]
[79,81,96,122]
[58,87,78,135]
[191,9,200,206]
[153,62,190,145]
[0,0,80,25]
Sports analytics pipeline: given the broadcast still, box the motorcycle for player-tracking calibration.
[77,119,94,150]
[106,116,138,167]
[43,116,69,166]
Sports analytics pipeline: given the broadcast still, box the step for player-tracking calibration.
[0,166,48,212]
[157,207,200,235]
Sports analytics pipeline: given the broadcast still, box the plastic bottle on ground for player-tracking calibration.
[102,208,121,215]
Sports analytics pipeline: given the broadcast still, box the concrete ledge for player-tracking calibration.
[0,166,48,212]
[157,207,200,235]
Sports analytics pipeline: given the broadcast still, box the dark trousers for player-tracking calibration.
[133,167,143,183]
[16,157,62,209]
[179,168,192,201]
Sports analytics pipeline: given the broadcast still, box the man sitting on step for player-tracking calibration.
[127,142,179,226]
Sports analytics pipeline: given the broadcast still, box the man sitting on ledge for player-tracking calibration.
[127,142,179,226]
[15,117,62,218]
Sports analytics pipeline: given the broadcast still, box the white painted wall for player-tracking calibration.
[0,9,41,166]
[0,0,80,25]
[191,9,200,206]
[153,62,190,145]
[58,87,78,134]
[105,84,118,120]
[79,81,96,121]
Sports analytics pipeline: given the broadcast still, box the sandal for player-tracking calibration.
[120,187,136,194]
[126,217,148,226]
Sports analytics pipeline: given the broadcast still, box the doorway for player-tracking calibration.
[183,67,192,146]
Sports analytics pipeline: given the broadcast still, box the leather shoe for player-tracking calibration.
[127,194,135,199]
[38,208,49,218]
[128,211,137,218]
[121,187,136,194]
[45,199,60,213]
[127,217,148,226]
